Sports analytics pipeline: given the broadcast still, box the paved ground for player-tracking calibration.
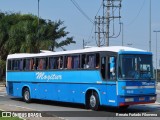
[0,87,5,93]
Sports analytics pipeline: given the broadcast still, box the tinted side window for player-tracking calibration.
[87,54,95,69]
[49,56,63,70]
[72,55,80,69]
[49,57,56,69]
[7,60,12,70]
[81,54,86,69]
[12,59,23,71]
[81,53,100,69]
[64,55,80,69]
[58,56,63,69]
[37,58,47,70]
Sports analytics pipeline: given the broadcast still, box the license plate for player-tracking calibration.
[139,97,145,101]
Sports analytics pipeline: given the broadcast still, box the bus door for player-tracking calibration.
[100,55,117,106]
[100,56,116,80]
[100,56,106,79]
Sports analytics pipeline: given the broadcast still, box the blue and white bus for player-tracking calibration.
[6,46,156,110]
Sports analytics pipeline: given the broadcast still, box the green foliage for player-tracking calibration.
[0,59,6,79]
[0,59,5,69]
[0,12,76,61]
[0,12,75,78]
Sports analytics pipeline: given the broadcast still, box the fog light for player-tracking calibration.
[125,98,134,102]
[150,97,156,101]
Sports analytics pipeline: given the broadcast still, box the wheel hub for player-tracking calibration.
[90,95,96,108]
[24,91,29,100]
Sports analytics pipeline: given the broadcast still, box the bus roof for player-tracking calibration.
[7,46,148,59]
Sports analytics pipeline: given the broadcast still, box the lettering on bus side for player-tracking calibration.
[142,82,154,86]
[36,72,62,80]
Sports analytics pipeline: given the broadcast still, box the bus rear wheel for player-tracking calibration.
[87,92,100,111]
[23,87,31,103]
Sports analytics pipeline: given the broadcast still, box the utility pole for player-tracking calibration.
[106,0,110,46]
[98,16,101,47]
[120,22,124,46]
[153,30,160,83]
[37,0,40,52]
[149,0,152,52]
[83,39,90,49]
[95,16,105,47]
[95,0,122,47]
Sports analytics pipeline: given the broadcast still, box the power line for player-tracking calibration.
[88,1,104,46]
[70,0,94,24]
[69,0,104,47]
[126,0,146,26]
[87,23,95,42]
[95,0,122,47]
[95,0,103,17]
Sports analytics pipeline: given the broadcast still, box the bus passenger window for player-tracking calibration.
[64,56,67,69]
[19,59,23,70]
[96,54,100,69]
[109,57,116,80]
[23,59,26,70]
[81,54,87,69]
[87,54,95,69]
[29,59,34,70]
[67,56,72,69]
[45,58,48,69]
[38,58,46,70]
[64,55,80,69]
[101,57,106,79]
[12,60,16,70]
[53,57,58,69]
[57,56,63,69]
[38,59,43,70]
[7,60,12,70]
[12,60,15,70]
[12,60,21,71]
[25,59,30,70]
[73,56,80,69]
[11,60,13,70]
[49,57,55,69]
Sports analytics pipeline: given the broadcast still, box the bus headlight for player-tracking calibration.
[125,98,134,102]
[150,97,156,101]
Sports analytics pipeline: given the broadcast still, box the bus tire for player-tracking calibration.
[88,92,100,111]
[23,87,31,103]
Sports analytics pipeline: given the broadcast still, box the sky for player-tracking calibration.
[0,0,160,67]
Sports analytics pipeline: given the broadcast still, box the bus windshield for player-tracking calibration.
[118,54,153,80]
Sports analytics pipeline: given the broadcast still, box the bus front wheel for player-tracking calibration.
[23,87,31,103]
[87,92,100,111]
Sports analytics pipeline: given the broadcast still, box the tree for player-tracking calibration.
[40,20,75,51]
[0,12,76,79]
[0,59,5,80]
[0,12,76,61]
